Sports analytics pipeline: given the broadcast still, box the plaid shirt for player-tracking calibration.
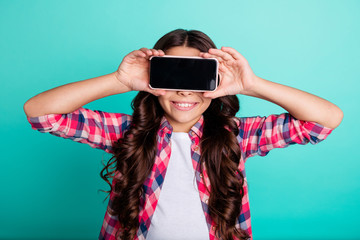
[27,107,333,240]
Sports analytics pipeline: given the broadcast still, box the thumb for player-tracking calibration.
[145,86,166,96]
[203,87,228,99]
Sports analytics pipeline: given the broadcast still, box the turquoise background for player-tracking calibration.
[1,0,359,239]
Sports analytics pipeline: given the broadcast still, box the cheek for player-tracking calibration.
[157,96,167,108]
[201,99,212,112]
[157,96,173,114]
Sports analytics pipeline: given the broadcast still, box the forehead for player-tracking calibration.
[165,46,201,56]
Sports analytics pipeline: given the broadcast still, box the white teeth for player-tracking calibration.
[175,102,194,108]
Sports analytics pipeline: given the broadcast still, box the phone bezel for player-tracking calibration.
[149,55,219,92]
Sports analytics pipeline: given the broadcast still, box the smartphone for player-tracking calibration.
[149,55,219,92]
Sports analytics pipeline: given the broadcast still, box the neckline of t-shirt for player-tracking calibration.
[171,132,190,139]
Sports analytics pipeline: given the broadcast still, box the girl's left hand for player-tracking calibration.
[199,46,257,98]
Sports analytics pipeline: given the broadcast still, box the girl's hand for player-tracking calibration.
[199,46,257,98]
[115,48,166,96]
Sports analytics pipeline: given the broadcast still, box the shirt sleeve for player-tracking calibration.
[26,107,132,154]
[237,113,333,161]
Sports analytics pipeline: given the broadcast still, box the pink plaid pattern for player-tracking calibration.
[27,107,333,240]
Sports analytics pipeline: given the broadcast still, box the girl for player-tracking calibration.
[24,29,343,240]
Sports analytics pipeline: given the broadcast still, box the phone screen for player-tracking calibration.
[149,56,218,91]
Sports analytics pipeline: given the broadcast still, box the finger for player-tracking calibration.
[149,49,161,56]
[208,48,234,61]
[157,49,165,56]
[200,53,228,74]
[132,50,146,58]
[218,64,228,73]
[221,46,247,62]
[200,52,225,63]
[139,47,151,55]
[200,51,223,59]
[139,48,155,59]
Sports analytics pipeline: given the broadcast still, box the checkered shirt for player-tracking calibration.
[27,107,333,240]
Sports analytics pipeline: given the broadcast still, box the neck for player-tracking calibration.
[165,115,201,133]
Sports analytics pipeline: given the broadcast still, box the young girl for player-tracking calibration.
[24,29,343,240]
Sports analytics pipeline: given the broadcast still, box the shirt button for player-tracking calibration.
[199,173,203,178]
[194,146,199,151]
[205,199,208,204]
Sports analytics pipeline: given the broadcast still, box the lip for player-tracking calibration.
[171,101,199,111]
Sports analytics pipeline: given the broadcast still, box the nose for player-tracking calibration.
[177,91,193,96]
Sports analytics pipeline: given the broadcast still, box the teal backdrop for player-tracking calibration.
[1,0,359,239]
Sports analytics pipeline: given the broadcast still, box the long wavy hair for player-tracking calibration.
[100,29,250,240]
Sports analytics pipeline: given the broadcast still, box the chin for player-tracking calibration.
[173,115,196,124]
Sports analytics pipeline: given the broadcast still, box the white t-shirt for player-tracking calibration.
[146,132,210,240]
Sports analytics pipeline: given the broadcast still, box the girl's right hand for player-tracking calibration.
[114,48,166,96]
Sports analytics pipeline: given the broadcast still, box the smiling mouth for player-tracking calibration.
[171,101,198,110]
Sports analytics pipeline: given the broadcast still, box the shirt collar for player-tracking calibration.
[189,115,204,139]
[159,116,173,134]
[159,115,204,139]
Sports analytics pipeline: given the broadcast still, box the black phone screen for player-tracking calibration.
[149,56,218,91]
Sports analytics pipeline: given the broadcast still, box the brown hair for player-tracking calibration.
[100,29,250,240]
